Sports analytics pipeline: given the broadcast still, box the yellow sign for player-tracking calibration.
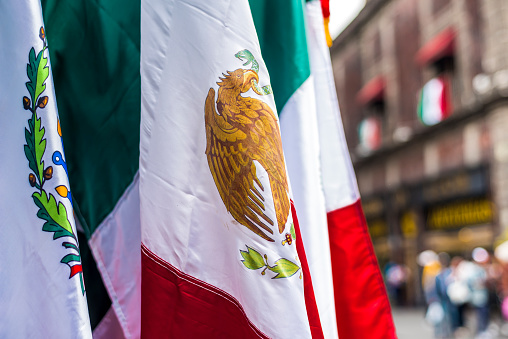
[362,199,384,218]
[401,211,418,238]
[427,198,493,230]
[423,172,470,202]
[367,219,388,238]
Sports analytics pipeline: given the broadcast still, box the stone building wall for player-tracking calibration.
[330,0,508,305]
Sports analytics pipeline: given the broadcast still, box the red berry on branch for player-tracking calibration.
[43,166,53,180]
[23,97,30,110]
[29,173,36,187]
[37,96,48,109]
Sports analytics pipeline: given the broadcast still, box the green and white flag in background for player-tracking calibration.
[0,1,92,337]
[249,1,338,337]
[41,0,141,337]
[250,2,397,339]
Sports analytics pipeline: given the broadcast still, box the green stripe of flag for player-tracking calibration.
[42,0,141,331]
[249,0,311,114]
[41,0,141,236]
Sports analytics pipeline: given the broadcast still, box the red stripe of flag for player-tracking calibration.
[328,199,397,339]
[140,245,269,339]
[291,202,325,339]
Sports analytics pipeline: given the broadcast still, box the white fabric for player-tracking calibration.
[0,1,91,337]
[140,0,312,338]
[89,174,141,339]
[420,78,445,126]
[280,3,363,337]
[306,1,360,212]
[279,78,338,339]
[92,306,126,339]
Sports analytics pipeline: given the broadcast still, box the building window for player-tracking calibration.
[356,76,386,154]
[415,28,456,125]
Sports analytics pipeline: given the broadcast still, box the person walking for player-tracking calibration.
[435,253,455,338]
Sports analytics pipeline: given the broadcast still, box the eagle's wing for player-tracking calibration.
[242,97,290,233]
[205,88,275,242]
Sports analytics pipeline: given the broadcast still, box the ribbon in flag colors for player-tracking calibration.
[0,1,92,337]
[41,0,142,336]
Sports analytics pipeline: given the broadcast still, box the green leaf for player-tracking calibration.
[33,116,46,184]
[24,142,38,180]
[33,191,74,239]
[62,242,78,251]
[25,124,34,147]
[34,49,49,105]
[269,258,300,279]
[61,254,81,264]
[290,223,296,240]
[24,111,46,187]
[26,48,37,103]
[25,47,49,110]
[240,246,266,270]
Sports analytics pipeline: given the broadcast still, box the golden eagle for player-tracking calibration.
[204,68,289,242]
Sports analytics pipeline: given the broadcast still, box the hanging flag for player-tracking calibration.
[358,116,382,152]
[249,1,338,337]
[140,0,322,337]
[0,1,92,337]
[306,2,397,338]
[251,0,397,338]
[417,75,452,126]
[40,0,393,337]
[41,1,141,337]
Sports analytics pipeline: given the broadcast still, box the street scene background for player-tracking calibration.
[331,0,508,337]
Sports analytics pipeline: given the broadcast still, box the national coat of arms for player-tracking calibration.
[204,49,290,242]
[204,50,300,279]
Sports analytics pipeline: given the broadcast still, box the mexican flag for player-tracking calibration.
[140,0,322,337]
[251,1,397,338]
[42,0,322,337]
[249,1,337,337]
[0,1,92,337]
[417,75,452,126]
[306,4,397,338]
[39,0,394,337]
[41,0,141,337]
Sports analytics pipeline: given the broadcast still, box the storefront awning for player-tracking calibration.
[416,28,456,66]
[356,75,385,105]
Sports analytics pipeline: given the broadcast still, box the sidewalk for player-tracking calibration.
[393,307,433,339]
[392,307,508,339]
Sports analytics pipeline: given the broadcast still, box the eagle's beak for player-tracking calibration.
[242,70,259,92]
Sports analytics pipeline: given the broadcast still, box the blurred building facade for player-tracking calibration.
[331,0,508,305]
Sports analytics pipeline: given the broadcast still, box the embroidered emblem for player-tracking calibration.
[240,246,300,279]
[23,27,84,294]
[204,50,290,242]
[281,223,297,246]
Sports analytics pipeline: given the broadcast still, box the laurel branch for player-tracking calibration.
[23,27,84,294]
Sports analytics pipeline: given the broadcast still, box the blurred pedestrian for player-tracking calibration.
[469,247,490,334]
[419,250,445,335]
[447,256,467,330]
[495,241,508,321]
[419,250,441,305]
[385,260,408,306]
[434,252,454,338]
